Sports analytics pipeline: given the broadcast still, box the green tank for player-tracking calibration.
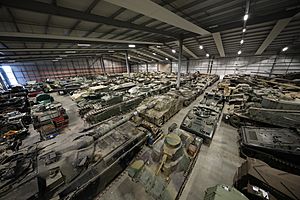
[98,124,203,200]
[137,92,184,126]
[204,184,249,200]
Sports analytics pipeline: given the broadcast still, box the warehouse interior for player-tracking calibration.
[0,0,300,200]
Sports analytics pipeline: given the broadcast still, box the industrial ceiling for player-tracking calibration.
[0,0,299,63]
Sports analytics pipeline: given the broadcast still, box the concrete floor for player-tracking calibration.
[23,89,244,200]
[160,91,245,200]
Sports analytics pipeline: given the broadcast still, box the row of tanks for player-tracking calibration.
[217,74,300,199]
[69,73,218,125]
[0,72,220,200]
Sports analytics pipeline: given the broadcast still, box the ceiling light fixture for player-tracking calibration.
[0,52,4,55]
[165,58,169,60]
[238,50,242,55]
[56,57,62,60]
[240,39,244,44]
[206,53,209,57]
[152,52,156,55]
[59,55,68,57]
[172,49,176,53]
[52,59,58,62]
[199,45,203,49]
[156,45,161,48]
[77,43,91,47]
[242,28,246,33]
[128,44,136,48]
[108,50,115,53]
[282,46,288,52]
[128,56,131,59]
[243,14,249,21]
[65,50,76,53]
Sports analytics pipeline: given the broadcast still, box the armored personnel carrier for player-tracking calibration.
[239,126,300,175]
[204,184,249,200]
[0,114,149,200]
[234,158,300,200]
[99,124,203,200]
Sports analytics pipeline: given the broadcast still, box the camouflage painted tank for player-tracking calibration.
[99,124,203,200]
[0,114,148,200]
[137,92,184,126]
[168,87,199,106]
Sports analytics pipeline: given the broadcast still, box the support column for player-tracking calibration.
[111,59,115,74]
[125,51,130,75]
[186,58,190,74]
[285,56,293,75]
[209,57,214,74]
[176,39,183,89]
[207,58,211,74]
[170,61,172,73]
[101,56,106,75]
[269,55,277,77]
[146,62,149,72]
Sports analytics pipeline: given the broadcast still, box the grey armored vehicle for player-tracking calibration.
[239,126,300,175]
[99,124,203,200]
[181,104,222,141]
[234,158,300,200]
[181,90,223,141]
[0,113,149,200]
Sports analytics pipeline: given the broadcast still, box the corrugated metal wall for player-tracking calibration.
[5,57,127,84]
[132,55,300,78]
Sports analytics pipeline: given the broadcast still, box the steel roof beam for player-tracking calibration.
[212,32,225,57]
[149,46,177,60]
[174,41,198,59]
[0,32,162,45]
[255,18,292,55]
[105,0,210,36]
[0,48,135,52]
[0,0,177,38]
[131,50,163,62]
[119,52,151,63]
